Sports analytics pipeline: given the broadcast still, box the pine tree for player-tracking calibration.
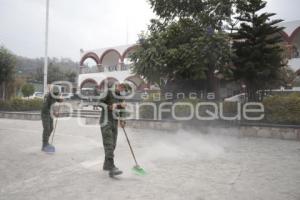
[232,0,284,101]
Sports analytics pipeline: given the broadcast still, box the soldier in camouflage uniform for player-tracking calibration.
[41,85,63,153]
[99,83,127,177]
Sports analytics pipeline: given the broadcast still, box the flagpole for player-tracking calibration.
[43,0,50,95]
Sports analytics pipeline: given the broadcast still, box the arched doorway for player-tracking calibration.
[80,78,98,96]
[80,52,100,74]
[100,49,122,72]
[125,75,146,91]
[99,77,119,91]
[121,45,138,71]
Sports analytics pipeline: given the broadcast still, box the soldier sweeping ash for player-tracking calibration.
[99,83,128,177]
[41,85,63,153]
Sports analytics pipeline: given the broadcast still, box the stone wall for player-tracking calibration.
[0,112,41,120]
[1,111,299,141]
[85,118,182,131]
[126,119,182,131]
[240,126,300,140]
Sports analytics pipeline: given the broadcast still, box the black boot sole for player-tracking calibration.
[109,170,123,177]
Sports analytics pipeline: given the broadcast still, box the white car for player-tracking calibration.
[61,93,74,100]
[224,93,246,102]
[27,92,44,99]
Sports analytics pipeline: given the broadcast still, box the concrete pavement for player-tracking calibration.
[0,118,300,200]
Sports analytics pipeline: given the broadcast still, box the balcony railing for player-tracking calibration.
[80,66,99,74]
[80,64,134,74]
[121,64,130,71]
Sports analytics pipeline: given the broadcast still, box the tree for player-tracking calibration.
[35,63,78,84]
[293,76,300,87]
[16,56,78,79]
[47,63,65,83]
[0,46,16,100]
[148,0,233,30]
[232,0,284,101]
[13,76,26,96]
[280,68,296,88]
[131,0,234,93]
[21,83,35,97]
[65,70,77,83]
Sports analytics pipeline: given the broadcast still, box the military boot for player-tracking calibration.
[103,158,123,177]
[109,167,123,177]
[41,143,55,153]
[103,157,113,171]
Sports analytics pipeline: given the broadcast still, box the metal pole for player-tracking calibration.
[43,0,50,95]
[126,16,129,45]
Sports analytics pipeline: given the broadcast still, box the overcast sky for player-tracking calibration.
[0,0,300,62]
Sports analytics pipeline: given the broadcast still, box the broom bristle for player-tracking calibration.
[132,165,146,176]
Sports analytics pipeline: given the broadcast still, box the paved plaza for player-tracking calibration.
[0,118,300,200]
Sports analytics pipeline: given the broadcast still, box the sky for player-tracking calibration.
[0,0,300,62]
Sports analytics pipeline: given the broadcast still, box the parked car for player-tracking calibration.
[224,93,247,102]
[27,92,44,99]
[61,93,74,100]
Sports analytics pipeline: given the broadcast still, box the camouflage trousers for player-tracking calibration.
[41,112,53,145]
[101,119,118,159]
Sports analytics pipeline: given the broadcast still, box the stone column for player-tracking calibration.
[97,64,104,72]
[119,62,124,71]
[79,66,84,74]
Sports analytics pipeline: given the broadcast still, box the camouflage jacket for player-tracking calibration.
[99,89,126,120]
[41,93,60,114]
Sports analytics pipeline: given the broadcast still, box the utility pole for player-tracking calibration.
[126,15,129,45]
[43,0,50,95]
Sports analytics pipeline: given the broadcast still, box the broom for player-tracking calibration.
[122,127,146,176]
[51,103,61,145]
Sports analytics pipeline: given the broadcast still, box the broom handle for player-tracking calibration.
[122,127,139,166]
[51,103,61,144]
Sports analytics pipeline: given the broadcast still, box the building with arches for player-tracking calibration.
[279,20,300,75]
[78,44,147,92]
[78,21,300,95]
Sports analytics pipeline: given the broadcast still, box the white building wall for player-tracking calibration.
[78,70,134,88]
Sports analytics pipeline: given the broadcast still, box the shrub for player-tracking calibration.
[0,98,43,111]
[21,83,35,97]
[263,93,300,125]
[137,97,240,120]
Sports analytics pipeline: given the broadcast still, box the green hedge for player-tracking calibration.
[138,94,300,125]
[137,98,240,120]
[263,93,300,125]
[0,98,43,111]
